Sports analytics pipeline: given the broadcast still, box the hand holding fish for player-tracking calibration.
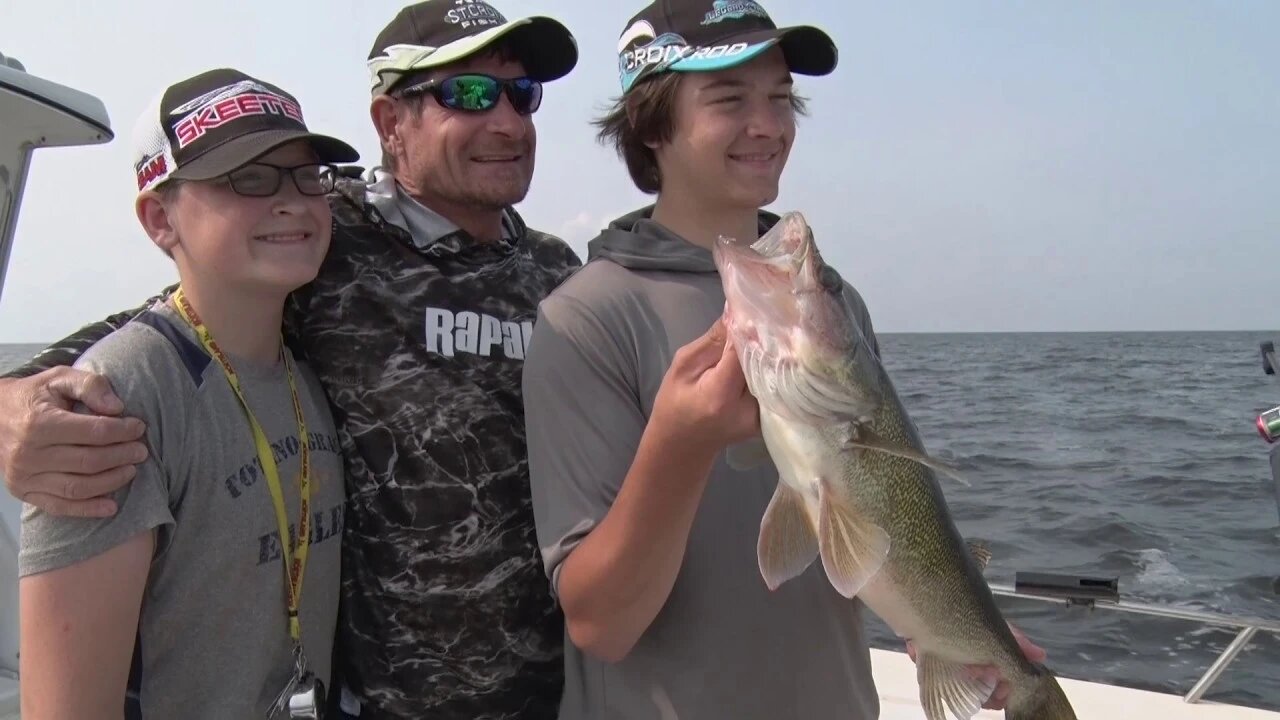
[906,622,1048,710]
[650,318,761,454]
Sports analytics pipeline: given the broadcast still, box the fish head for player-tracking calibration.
[712,212,883,426]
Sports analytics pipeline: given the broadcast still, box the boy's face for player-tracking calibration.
[151,141,332,295]
[385,52,537,212]
[653,49,798,211]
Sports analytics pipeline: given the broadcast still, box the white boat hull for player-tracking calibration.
[871,647,1280,719]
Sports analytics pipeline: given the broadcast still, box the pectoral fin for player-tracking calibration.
[917,652,998,720]
[841,425,970,487]
[757,482,819,590]
[816,478,890,599]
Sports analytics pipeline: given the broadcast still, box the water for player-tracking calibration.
[0,345,45,372]
[870,331,1280,711]
[3,333,1279,710]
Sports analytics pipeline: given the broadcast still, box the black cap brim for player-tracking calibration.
[371,15,579,96]
[500,16,579,83]
[170,129,360,182]
[775,25,838,76]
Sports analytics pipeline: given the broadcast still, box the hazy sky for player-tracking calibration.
[1,0,1276,342]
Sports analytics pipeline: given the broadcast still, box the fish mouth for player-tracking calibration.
[750,212,811,259]
[714,213,884,427]
[712,212,821,326]
[713,236,800,330]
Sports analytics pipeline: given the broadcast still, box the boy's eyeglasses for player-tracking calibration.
[220,162,339,197]
[394,74,543,115]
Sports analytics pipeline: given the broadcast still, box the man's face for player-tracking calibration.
[387,52,537,212]
[653,49,797,211]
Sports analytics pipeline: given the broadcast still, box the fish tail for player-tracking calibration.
[1007,665,1078,720]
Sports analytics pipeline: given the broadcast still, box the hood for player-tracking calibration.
[587,205,783,273]
[358,167,523,260]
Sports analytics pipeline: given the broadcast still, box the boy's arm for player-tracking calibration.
[17,327,184,718]
[19,531,154,720]
[524,297,757,663]
[0,287,175,516]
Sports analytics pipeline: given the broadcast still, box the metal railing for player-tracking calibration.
[987,580,1280,704]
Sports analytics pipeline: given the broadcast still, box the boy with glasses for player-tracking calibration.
[18,68,358,719]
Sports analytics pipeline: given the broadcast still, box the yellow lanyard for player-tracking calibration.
[172,287,312,644]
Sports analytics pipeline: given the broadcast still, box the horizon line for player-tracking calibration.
[3,328,1280,345]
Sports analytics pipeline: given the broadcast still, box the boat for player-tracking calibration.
[1,52,1277,720]
[874,581,1280,719]
[0,49,114,720]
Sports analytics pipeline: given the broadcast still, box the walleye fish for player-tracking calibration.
[712,212,1078,720]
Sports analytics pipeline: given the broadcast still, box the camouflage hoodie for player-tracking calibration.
[4,171,582,720]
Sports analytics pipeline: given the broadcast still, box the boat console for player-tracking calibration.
[0,49,115,719]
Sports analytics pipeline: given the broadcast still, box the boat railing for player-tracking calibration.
[988,575,1280,704]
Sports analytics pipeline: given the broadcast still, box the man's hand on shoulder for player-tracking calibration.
[0,366,149,517]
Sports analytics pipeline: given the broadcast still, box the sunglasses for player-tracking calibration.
[395,73,543,115]
[219,162,338,197]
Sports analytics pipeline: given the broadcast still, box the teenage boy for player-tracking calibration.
[524,1,1043,717]
[18,68,358,719]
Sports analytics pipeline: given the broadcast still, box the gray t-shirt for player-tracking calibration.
[19,301,346,719]
[523,209,882,720]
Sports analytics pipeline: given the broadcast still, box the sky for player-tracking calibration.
[0,0,1276,342]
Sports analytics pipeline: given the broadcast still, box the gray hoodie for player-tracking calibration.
[523,206,882,720]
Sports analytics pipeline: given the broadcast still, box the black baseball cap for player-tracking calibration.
[131,68,359,193]
[367,0,579,97]
[615,0,837,93]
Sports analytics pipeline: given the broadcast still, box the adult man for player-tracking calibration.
[0,2,580,718]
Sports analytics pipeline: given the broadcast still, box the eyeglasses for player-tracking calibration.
[220,162,338,197]
[395,73,543,115]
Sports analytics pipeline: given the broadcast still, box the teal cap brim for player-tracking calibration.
[669,38,779,74]
[618,24,836,94]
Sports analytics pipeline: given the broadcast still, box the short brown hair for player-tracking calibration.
[592,73,809,195]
